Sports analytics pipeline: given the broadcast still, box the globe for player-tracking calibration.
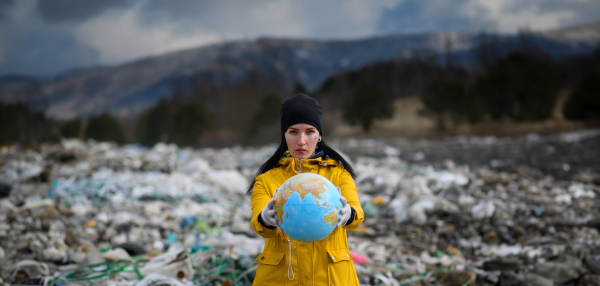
[274,173,343,242]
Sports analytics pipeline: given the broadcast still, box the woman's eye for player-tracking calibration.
[307,131,314,135]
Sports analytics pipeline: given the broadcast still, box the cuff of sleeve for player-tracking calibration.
[344,207,355,226]
[258,214,276,229]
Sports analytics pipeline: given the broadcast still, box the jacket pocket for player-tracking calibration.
[255,250,285,265]
[326,248,354,285]
[254,250,286,284]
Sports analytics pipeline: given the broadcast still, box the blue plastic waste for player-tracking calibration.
[166,232,177,246]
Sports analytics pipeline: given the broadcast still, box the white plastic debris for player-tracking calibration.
[569,184,595,198]
[42,247,68,262]
[18,199,55,212]
[0,199,18,214]
[554,194,572,205]
[207,170,248,194]
[427,171,469,190]
[480,244,523,257]
[409,198,436,225]
[458,194,476,207]
[12,260,50,277]
[388,195,410,223]
[471,201,495,220]
[137,245,194,281]
[101,248,133,261]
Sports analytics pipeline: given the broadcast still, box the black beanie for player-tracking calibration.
[280,93,323,138]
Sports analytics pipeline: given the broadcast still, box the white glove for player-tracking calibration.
[261,190,279,228]
[337,187,352,227]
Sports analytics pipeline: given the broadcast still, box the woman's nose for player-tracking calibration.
[298,133,307,145]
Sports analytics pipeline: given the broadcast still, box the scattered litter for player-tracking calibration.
[0,130,599,285]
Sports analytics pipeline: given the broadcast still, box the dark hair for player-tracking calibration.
[246,139,356,195]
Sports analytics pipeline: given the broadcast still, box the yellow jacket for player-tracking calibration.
[250,153,364,285]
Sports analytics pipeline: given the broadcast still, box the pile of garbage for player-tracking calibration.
[0,130,599,285]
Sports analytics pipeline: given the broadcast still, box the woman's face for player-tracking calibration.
[285,123,321,159]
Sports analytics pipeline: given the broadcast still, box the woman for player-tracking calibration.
[248,93,364,285]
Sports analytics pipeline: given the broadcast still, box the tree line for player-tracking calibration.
[317,33,600,132]
[1,35,599,147]
[418,51,600,131]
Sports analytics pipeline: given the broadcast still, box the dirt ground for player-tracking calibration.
[335,97,591,140]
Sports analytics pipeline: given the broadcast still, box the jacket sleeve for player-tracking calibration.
[338,169,364,230]
[250,176,280,238]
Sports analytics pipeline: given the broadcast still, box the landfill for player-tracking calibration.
[1,130,599,285]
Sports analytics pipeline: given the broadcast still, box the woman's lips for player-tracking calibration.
[296,149,307,152]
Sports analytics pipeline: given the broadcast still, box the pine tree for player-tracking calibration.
[342,83,394,132]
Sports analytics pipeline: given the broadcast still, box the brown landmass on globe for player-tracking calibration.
[274,188,287,224]
[323,211,338,226]
[283,179,324,200]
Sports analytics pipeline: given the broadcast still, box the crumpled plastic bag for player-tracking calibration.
[137,245,193,281]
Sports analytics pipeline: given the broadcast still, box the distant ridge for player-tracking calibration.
[543,21,600,43]
[1,21,599,120]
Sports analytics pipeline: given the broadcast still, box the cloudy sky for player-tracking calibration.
[1,0,599,77]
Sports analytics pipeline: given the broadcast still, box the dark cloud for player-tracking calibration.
[1,0,599,77]
[138,0,259,19]
[0,0,15,21]
[0,28,100,76]
[376,0,495,34]
[533,0,600,27]
[136,0,272,33]
[375,0,600,34]
[0,1,99,76]
[137,1,222,31]
[37,0,135,23]
[140,1,218,17]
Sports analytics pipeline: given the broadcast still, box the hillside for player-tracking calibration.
[1,22,599,120]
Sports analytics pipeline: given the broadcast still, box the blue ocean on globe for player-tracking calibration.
[274,173,343,242]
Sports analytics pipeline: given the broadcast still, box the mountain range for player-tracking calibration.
[1,22,599,121]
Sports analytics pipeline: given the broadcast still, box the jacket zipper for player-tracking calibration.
[298,158,302,174]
